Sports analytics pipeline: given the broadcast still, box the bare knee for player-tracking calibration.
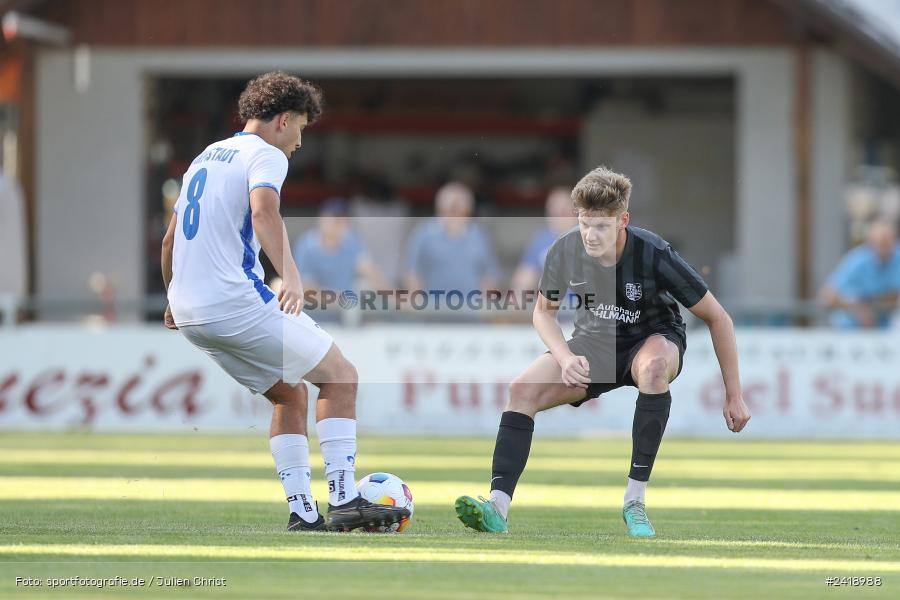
[323,356,358,396]
[309,345,358,388]
[340,358,359,387]
[506,378,540,416]
[315,355,358,420]
[636,356,670,390]
[264,381,305,406]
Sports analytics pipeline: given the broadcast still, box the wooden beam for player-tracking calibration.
[794,41,813,305]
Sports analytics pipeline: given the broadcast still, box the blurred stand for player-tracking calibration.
[348,174,410,287]
[845,165,900,244]
[0,171,25,325]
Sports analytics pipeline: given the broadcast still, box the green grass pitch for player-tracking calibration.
[0,432,898,598]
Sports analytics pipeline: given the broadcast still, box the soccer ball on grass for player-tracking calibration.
[356,472,414,532]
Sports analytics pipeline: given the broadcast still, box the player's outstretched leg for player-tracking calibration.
[623,335,679,538]
[266,381,326,532]
[456,353,586,533]
[306,344,410,532]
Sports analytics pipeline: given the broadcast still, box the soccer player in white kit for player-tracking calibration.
[161,72,409,532]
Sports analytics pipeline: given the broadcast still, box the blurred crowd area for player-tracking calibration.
[147,76,732,323]
[153,176,900,330]
[4,73,900,328]
[6,53,900,328]
[284,184,577,324]
[286,184,900,329]
[133,75,900,329]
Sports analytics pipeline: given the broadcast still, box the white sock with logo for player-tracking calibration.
[624,477,647,505]
[316,418,360,507]
[269,434,319,523]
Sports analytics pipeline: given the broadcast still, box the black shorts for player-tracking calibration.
[566,330,686,407]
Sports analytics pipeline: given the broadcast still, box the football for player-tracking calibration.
[356,472,414,532]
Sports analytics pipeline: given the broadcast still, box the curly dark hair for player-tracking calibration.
[237,71,323,123]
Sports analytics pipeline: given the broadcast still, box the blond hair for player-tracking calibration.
[571,166,632,214]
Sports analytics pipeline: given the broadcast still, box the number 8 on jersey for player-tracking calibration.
[182,168,208,240]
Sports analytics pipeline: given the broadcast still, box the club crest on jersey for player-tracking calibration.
[625,282,642,301]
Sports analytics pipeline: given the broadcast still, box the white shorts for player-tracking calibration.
[179,302,333,394]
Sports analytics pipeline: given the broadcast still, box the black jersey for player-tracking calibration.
[538,226,708,348]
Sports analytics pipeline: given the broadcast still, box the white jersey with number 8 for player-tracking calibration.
[168,132,288,326]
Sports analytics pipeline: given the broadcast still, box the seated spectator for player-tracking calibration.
[511,187,576,291]
[820,218,900,328]
[293,198,387,297]
[403,182,499,294]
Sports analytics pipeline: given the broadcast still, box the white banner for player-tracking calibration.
[1,324,899,438]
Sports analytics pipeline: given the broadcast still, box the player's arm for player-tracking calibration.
[161,213,177,329]
[250,186,303,315]
[534,238,589,387]
[687,291,750,432]
[533,292,590,388]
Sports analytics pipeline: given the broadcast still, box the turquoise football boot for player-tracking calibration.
[623,500,656,538]
[455,495,508,533]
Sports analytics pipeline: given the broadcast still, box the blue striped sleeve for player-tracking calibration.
[249,182,280,193]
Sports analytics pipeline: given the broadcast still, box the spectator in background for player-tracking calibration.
[820,218,900,328]
[511,187,577,291]
[403,182,499,294]
[293,198,387,297]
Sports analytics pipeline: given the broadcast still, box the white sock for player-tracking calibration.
[316,418,360,506]
[490,490,511,520]
[270,434,319,523]
[624,477,647,505]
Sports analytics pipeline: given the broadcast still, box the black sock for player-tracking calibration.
[629,391,671,482]
[490,411,535,498]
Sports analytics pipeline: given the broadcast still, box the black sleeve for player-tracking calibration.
[656,244,708,308]
[538,237,569,303]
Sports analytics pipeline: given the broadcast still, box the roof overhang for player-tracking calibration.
[774,0,900,89]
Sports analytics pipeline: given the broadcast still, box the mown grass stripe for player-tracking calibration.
[2,477,900,511]
[3,450,898,482]
[1,543,898,573]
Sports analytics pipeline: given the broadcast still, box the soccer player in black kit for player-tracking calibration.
[455,166,751,537]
